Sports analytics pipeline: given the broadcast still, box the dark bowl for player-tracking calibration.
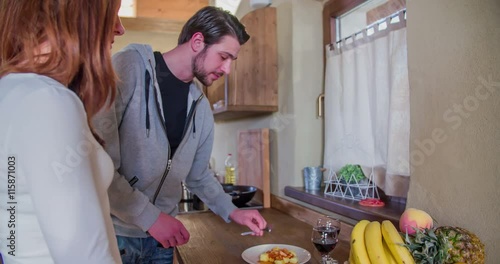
[222,184,257,207]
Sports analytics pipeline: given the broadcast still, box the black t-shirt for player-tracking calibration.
[153,51,190,156]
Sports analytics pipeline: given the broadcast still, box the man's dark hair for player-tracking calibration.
[178,6,250,46]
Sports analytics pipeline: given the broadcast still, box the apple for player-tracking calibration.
[399,208,433,235]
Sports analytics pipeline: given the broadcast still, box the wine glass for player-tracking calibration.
[311,216,341,264]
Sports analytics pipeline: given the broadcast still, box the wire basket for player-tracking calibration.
[324,167,380,201]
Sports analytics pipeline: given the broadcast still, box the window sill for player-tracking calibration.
[284,186,405,227]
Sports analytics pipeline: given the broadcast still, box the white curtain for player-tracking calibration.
[323,12,410,197]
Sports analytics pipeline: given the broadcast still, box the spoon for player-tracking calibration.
[240,224,273,236]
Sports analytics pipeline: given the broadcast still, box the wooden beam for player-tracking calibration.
[120,16,185,34]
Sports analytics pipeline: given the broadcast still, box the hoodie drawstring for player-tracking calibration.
[191,93,204,136]
[185,94,204,138]
[192,110,196,135]
[145,70,151,137]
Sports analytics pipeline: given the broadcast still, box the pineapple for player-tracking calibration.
[435,226,485,264]
[404,228,449,264]
[404,226,485,264]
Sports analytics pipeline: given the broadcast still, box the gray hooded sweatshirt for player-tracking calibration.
[93,44,236,237]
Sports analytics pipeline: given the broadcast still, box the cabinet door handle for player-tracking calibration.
[317,93,325,118]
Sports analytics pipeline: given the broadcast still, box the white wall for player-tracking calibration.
[407,0,500,261]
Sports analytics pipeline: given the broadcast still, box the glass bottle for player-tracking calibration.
[224,153,236,184]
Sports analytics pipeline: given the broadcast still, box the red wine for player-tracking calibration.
[312,226,339,254]
[312,238,337,253]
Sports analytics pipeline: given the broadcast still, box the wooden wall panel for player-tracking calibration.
[229,7,277,107]
[137,0,209,21]
[120,16,184,33]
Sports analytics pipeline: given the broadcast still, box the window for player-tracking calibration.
[119,0,136,17]
[337,0,390,40]
[323,0,406,47]
[289,0,409,222]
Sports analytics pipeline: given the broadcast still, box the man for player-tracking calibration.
[93,6,267,263]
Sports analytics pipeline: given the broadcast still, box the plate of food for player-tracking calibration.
[241,244,311,264]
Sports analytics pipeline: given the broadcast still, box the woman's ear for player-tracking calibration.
[190,32,205,52]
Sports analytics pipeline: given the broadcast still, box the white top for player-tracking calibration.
[0,73,121,264]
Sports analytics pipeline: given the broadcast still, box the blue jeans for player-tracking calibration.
[116,235,174,264]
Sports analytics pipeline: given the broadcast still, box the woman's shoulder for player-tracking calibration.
[0,73,85,117]
[1,73,77,98]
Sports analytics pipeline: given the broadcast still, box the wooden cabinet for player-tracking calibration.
[206,7,278,121]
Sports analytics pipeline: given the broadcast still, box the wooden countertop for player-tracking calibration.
[176,208,350,264]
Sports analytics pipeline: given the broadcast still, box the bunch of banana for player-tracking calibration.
[349,220,415,264]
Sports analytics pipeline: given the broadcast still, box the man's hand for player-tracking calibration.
[229,209,267,236]
[148,212,190,248]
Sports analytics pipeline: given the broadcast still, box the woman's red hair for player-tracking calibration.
[0,0,121,143]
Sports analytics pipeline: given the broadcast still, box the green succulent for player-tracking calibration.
[338,164,365,183]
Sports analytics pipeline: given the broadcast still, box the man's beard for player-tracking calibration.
[192,48,211,86]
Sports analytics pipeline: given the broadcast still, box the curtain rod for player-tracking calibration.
[331,8,406,47]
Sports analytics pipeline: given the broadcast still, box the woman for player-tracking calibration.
[0,0,125,263]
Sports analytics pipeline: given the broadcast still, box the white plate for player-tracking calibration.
[241,244,311,264]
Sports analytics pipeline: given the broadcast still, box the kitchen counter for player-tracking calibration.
[175,208,350,264]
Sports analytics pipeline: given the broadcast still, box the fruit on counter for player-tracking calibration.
[436,226,485,264]
[382,239,397,264]
[404,226,485,264]
[403,227,446,264]
[349,244,355,264]
[350,220,371,264]
[364,221,389,264]
[381,220,415,264]
[349,220,414,264]
[347,217,485,264]
[399,208,433,235]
